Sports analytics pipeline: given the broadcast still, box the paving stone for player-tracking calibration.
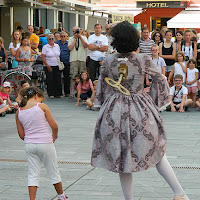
[0,97,199,200]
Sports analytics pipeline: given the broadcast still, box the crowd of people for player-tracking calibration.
[140,27,200,112]
[1,23,200,117]
[0,21,197,200]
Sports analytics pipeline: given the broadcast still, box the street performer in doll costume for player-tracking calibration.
[91,21,190,200]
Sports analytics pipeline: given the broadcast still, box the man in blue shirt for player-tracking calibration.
[56,31,70,96]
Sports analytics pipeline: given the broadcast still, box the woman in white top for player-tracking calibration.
[9,30,21,69]
[178,29,197,61]
[42,34,63,98]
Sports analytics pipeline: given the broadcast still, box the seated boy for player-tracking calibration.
[167,74,192,112]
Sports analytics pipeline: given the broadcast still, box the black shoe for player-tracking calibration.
[166,105,171,111]
[184,106,189,111]
[0,112,6,117]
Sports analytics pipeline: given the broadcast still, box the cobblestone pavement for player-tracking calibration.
[0,97,200,200]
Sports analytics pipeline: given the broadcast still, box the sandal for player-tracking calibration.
[173,194,188,200]
[49,96,54,99]
[57,195,68,200]
[69,94,74,98]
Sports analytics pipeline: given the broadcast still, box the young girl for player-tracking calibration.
[75,71,95,106]
[0,82,18,113]
[159,30,176,79]
[15,36,35,76]
[15,86,68,200]
[86,80,98,109]
[185,59,199,107]
[168,51,187,85]
[9,30,21,69]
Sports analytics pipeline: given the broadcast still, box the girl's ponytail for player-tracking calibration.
[20,95,28,107]
[19,86,44,107]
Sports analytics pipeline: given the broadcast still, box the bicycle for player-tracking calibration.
[0,68,32,101]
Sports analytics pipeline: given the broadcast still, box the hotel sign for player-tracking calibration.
[137,1,187,8]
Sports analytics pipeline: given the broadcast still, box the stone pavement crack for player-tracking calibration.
[51,168,95,200]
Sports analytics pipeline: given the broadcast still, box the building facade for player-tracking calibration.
[0,0,108,48]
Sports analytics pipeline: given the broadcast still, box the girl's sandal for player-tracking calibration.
[69,94,74,99]
[173,194,187,200]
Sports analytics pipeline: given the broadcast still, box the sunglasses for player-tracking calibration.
[155,35,160,37]
[48,38,54,40]
[61,35,67,37]
[106,28,110,30]
[174,80,182,82]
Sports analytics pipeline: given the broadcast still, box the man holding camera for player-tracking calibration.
[68,26,88,97]
[88,24,108,82]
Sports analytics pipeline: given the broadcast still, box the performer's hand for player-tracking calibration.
[146,80,151,86]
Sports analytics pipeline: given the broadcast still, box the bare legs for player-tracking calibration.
[54,182,64,195]
[28,182,64,200]
[28,186,37,200]
[188,92,196,107]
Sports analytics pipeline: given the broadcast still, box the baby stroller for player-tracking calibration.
[32,55,46,91]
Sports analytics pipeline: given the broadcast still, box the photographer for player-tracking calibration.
[68,26,88,97]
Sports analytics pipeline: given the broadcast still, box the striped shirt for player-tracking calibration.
[139,37,155,56]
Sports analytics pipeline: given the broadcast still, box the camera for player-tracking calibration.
[75,29,80,34]
[185,56,189,61]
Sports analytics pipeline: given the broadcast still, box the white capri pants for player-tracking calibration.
[25,143,61,187]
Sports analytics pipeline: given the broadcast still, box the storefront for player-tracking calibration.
[134,0,188,31]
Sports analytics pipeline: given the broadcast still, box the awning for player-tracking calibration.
[167,10,200,28]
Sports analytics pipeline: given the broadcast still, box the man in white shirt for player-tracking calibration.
[68,26,88,97]
[105,24,115,55]
[167,74,192,112]
[88,24,108,81]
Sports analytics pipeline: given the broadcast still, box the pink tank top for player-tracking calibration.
[18,103,53,144]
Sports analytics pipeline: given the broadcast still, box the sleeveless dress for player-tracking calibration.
[91,53,170,173]
[162,43,175,66]
[18,47,33,76]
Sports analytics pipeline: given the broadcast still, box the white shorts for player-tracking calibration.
[25,143,61,187]
[165,65,173,72]
[0,103,6,109]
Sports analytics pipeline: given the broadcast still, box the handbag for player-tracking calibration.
[50,46,65,71]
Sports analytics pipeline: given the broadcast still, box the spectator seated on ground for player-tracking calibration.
[195,79,200,109]
[15,80,30,105]
[166,74,192,112]
[72,74,80,97]
[86,80,98,109]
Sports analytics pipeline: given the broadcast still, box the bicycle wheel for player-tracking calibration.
[38,70,46,92]
[2,71,31,101]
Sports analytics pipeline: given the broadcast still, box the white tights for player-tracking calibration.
[119,155,189,200]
